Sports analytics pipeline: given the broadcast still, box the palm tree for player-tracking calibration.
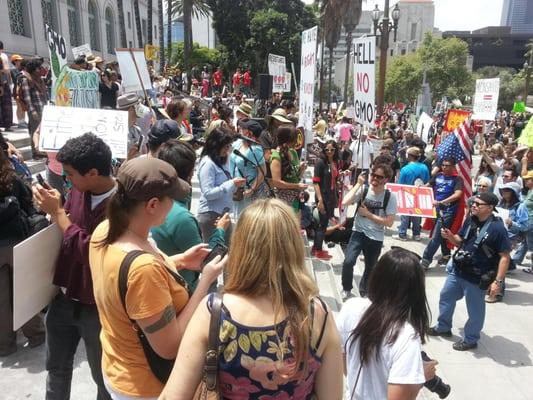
[323,2,342,109]
[159,0,165,72]
[171,0,211,71]
[133,0,143,47]
[116,0,127,48]
[167,0,172,64]
[147,0,153,45]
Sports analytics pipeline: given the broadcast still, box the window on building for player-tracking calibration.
[8,0,30,37]
[142,19,147,43]
[106,7,116,54]
[67,0,82,46]
[410,23,417,41]
[41,0,58,35]
[88,0,101,51]
[401,49,406,55]
[154,25,157,40]
[129,41,133,48]
[127,12,131,29]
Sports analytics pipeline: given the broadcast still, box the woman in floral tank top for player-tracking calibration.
[160,199,343,399]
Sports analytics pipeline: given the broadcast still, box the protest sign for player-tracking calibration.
[416,112,434,143]
[115,48,153,93]
[385,183,436,218]
[518,117,533,148]
[54,67,100,108]
[45,24,68,100]
[144,44,159,61]
[282,72,292,92]
[472,78,500,120]
[72,43,92,59]
[39,105,129,158]
[268,54,287,93]
[513,101,526,113]
[444,109,470,132]
[13,224,61,330]
[353,36,376,128]
[298,26,318,146]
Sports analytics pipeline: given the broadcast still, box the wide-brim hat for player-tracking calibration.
[267,108,292,124]
[117,93,140,110]
[236,102,252,117]
[523,170,533,180]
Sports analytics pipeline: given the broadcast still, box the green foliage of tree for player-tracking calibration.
[170,42,221,68]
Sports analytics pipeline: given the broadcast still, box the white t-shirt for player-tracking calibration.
[350,140,374,170]
[91,185,117,210]
[336,298,425,400]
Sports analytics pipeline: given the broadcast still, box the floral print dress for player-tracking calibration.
[208,294,325,400]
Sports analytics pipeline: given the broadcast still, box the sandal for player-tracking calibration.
[523,268,533,274]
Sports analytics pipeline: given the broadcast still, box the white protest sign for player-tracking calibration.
[268,54,287,93]
[417,112,434,143]
[472,78,500,121]
[282,72,292,92]
[298,26,318,146]
[45,24,68,100]
[39,105,129,158]
[353,36,376,128]
[115,48,153,93]
[72,43,93,59]
[13,224,61,330]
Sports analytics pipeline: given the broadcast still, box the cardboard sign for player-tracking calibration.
[353,36,376,128]
[268,54,287,93]
[39,105,129,158]
[72,43,93,59]
[472,78,500,121]
[45,24,68,100]
[298,26,318,146]
[115,48,153,93]
[54,67,100,108]
[13,224,62,330]
[444,109,470,132]
[386,183,436,218]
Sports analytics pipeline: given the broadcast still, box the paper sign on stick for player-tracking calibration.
[386,183,436,218]
[282,72,292,93]
[353,36,376,128]
[472,78,500,121]
[116,48,153,93]
[72,43,93,59]
[13,224,61,330]
[39,105,129,158]
[268,54,287,93]
[298,26,318,147]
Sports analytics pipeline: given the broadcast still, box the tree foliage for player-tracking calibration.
[170,42,221,68]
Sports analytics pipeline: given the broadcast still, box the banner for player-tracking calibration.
[353,36,376,128]
[72,43,92,59]
[298,26,318,146]
[39,105,129,158]
[385,184,436,218]
[116,48,153,93]
[444,109,470,132]
[268,54,287,93]
[472,78,500,120]
[45,24,68,100]
[54,67,100,108]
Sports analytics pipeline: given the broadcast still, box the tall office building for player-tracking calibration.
[501,0,533,34]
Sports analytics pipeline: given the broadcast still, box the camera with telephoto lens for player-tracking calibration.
[421,351,450,399]
[478,270,497,290]
[453,250,474,272]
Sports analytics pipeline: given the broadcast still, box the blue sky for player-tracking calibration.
[303,0,505,32]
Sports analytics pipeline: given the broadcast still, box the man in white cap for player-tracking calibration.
[117,93,143,158]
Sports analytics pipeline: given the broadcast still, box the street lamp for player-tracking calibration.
[372,1,401,116]
[525,61,532,106]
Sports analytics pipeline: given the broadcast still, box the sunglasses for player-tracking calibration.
[472,201,489,207]
[371,173,385,180]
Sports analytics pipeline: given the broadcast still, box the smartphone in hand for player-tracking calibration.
[36,173,51,189]
[202,243,228,267]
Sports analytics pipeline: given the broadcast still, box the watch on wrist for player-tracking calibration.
[495,279,504,287]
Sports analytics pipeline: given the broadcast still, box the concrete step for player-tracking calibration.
[26,159,47,175]
[18,145,33,161]
[3,130,31,149]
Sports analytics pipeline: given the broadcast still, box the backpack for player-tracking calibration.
[0,196,49,242]
[355,185,391,217]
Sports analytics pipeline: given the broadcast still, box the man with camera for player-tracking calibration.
[429,192,511,351]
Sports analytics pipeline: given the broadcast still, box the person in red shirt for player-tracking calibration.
[242,68,252,95]
[212,67,223,94]
[232,68,242,94]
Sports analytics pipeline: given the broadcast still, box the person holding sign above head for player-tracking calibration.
[32,133,116,400]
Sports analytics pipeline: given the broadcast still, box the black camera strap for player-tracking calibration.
[456,215,494,255]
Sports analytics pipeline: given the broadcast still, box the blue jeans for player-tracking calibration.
[422,208,455,262]
[398,215,421,238]
[45,293,111,400]
[341,231,383,295]
[435,273,486,345]
[511,220,533,264]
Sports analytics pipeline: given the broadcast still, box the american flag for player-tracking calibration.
[436,120,473,202]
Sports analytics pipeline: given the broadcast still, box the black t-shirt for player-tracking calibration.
[99,82,119,109]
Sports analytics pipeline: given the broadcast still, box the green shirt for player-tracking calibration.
[270,148,300,183]
[151,200,225,291]
[525,190,533,221]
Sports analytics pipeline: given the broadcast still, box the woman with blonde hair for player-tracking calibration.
[160,199,343,400]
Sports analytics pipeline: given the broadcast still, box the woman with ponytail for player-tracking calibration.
[336,248,438,400]
[160,198,343,400]
[89,157,225,399]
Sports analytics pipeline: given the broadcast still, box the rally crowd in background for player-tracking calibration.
[0,43,532,400]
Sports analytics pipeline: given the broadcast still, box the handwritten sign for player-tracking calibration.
[472,78,500,121]
[72,43,93,59]
[268,54,287,93]
[298,26,318,146]
[39,105,129,158]
[45,24,68,100]
[54,67,100,108]
[444,109,470,132]
[353,36,376,128]
[386,183,436,218]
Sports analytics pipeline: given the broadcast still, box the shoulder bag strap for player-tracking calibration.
[118,250,148,322]
[313,297,329,351]
[204,292,223,391]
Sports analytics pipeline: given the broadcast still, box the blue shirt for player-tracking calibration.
[431,173,463,210]
[197,156,235,215]
[398,162,430,185]
[229,139,265,186]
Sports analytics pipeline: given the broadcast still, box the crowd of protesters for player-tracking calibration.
[1,41,533,399]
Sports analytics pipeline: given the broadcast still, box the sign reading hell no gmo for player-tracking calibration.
[353,37,376,129]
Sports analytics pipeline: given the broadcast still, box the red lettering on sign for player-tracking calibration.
[356,73,369,93]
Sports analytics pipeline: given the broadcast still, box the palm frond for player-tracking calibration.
[171,0,211,19]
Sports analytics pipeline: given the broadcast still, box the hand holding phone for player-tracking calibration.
[202,243,228,267]
[36,173,51,189]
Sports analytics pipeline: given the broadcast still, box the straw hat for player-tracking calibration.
[267,108,292,124]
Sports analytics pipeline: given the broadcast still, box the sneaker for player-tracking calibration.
[428,326,452,337]
[392,234,408,241]
[420,259,431,270]
[452,340,477,351]
[342,290,355,301]
[27,334,45,349]
[17,122,28,129]
[485,295,502,303]
[314,250,332,260]
[413,235,421,241]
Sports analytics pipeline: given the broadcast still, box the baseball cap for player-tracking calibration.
[522,170,533,180]
[476,192,499,208]
[11,54,23,62]
[148,119,180,146]
[238,118,263,138]
[117,157,190,202]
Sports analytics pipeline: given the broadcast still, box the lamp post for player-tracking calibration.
[372,1,400,116]
[525,56,533,106]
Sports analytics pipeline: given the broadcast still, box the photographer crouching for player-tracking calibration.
[429,192,511,351]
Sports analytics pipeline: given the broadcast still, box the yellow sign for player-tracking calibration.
[518,118,533,148]
[144,44,159,61]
